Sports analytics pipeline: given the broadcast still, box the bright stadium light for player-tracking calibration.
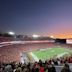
[8,31,15,35]
[32,34,39,38]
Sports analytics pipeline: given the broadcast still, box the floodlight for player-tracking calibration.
[32,34,39,38]
[8,31,15,35]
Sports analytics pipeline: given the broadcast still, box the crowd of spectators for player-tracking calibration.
[0,59,72,72]
[0,42,56,63]
[0,37,14,42]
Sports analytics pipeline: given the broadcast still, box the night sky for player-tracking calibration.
[0,0,72,38]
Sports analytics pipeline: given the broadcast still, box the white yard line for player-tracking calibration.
[56,52,69,58]
[30,52,39,62]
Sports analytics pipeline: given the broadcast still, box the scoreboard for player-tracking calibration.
[66,39,72,44]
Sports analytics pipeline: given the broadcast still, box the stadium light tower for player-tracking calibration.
[8,31,15,35]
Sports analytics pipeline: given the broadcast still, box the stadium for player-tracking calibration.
[1,0,72,72]
[0,36,72,72]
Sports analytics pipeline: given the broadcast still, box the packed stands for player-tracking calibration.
[0,37,14,42]
[0,41,72,63]
[0,59,72,72]
[0,43,55,63]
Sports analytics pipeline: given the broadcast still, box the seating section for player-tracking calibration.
[0,59,72,72]
[0,37,14,42]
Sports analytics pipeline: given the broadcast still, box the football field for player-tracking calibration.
[29,47,72,61]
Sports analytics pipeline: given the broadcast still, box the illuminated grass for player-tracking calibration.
[32,48,72,60]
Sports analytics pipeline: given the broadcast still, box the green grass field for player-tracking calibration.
[29,47,72,61]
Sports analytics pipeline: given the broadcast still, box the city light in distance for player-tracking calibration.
[50,35,54,38]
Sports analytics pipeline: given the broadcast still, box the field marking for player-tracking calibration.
[31,48,72,60]
[56,52,69,58]
[30,52,39,62]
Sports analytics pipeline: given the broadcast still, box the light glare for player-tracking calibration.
[8,31,15,35]
[32,34,39,38]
